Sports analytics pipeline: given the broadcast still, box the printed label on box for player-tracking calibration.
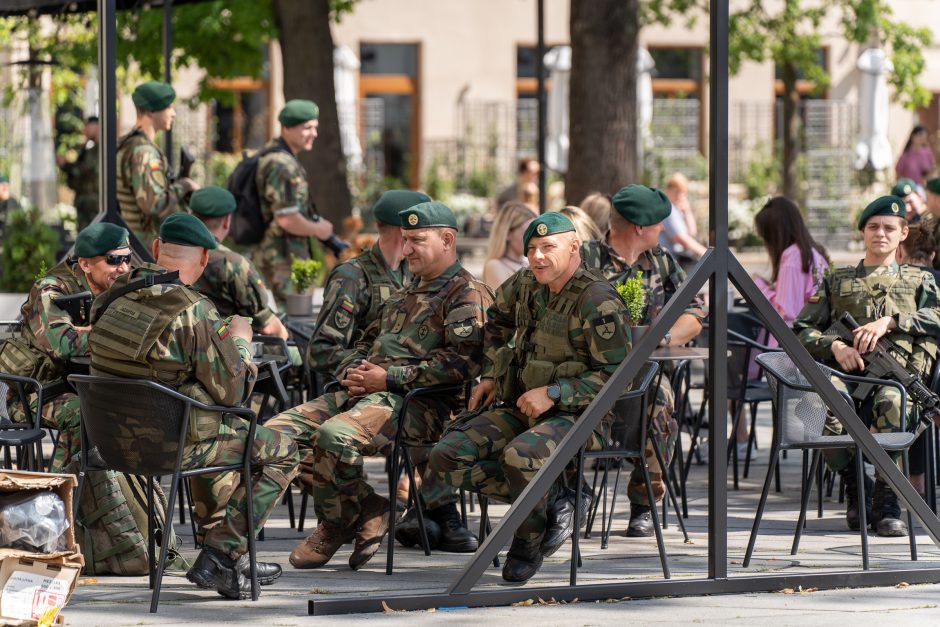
[1,570,70,620]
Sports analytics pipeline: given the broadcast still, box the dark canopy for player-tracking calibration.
[0,0,202,17]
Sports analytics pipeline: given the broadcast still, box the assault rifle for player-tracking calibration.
[308,200,350,257]
[53,291,93,326]
[177,145,196,180]
[827,312,940,435]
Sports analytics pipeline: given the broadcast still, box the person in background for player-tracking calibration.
[59,116,100,231]
[895,124,935,188]
[923,177,940,270]
[560,205,603,243]
[522,182,540,214]
[0,173,21,245]
[580,192,612,234]
[660,173,706,266]
[496,158,540,209]
[892,178,926,225]
[483,202,537,288]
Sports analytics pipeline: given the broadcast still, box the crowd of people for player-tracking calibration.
[4,82,940,601]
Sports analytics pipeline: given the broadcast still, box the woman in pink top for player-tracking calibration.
[895,125,936,187]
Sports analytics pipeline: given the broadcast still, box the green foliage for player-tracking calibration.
[423,157,454,201]
[616,272,647,325]
[0,207,59,292]
[290,256,323,294]
[742,149,781,200]
[206,152,242,188]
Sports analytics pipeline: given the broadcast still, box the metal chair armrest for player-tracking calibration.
[617,361,660,401]
[825,367,908,421]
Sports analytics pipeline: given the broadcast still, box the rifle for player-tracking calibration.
[308,200,350,256]
[53,291,93,326]
[177,145,196,180]
[826,311,940,435]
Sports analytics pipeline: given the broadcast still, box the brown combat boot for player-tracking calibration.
[348,492,390,570]
[289,522,352,569]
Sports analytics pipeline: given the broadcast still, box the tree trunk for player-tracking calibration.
[780,61,800,200]
[566,0,639,205]
[272,0,352,227]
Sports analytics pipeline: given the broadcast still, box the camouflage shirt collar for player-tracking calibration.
[601,235,653,274]
[412,260,462,293]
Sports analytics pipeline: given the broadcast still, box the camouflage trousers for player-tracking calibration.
[266,390,457,530]
[822,377,905,481]
[429,407,603,542]
[627,378,679,506]
[185,414,299,558]
[252,248,297,307]
[7,392,81,473]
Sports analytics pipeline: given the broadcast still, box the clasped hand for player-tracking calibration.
[341,361,387,396]
[831,315,895,372]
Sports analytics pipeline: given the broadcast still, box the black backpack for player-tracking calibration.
[226,141,289,245]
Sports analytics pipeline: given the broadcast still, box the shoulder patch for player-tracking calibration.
[808,294,820,304]
[217,323,229,340]
[593,314,618,340]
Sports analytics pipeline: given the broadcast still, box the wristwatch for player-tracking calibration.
[660,332,672,347]
[547,383,561,403]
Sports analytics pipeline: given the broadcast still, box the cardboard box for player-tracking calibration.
[0,471,83,626]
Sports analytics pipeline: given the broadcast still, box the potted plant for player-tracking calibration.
[616,271,648,345]
[286,256,323,317]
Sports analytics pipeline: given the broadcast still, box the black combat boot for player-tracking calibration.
[427,502,479,552]
[395,506,442,549]
[234,553,282,586]
[186,546,250,600]
[871,480,908,537]
[501,534,545,583]
[841,465,873,531]
[626,504,654,537]
[540,490,575,557]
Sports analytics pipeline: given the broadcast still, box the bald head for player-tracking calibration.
[151,240,209,285]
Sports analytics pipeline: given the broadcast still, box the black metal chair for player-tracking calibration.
[68,374,262,612]
[571,361,686,583]
[743,352,918,570]
[0,373,50,471]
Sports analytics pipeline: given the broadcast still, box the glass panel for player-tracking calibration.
[363,92,412,185]
[360,43,417,77]
[649,48,702,81]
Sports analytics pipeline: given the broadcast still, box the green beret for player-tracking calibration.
[373,190,432,226]
[926,177,940,195]
[160,213,217,250]
[611,184,672,226]
[0,174,8,184]
[400,201,458,230]
[891,178,917,198]
[278,99,319,127]
[132,81,176,112]
[189,186,237,217]
[523,212,576,251]
[74,223,130,258]
[857,195,906,230]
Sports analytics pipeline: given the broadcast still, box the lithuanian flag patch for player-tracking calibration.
[217,324,230,339]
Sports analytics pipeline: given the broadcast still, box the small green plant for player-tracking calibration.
[0,207,59,292]
[290,256,323,294]
[616,272,647,325]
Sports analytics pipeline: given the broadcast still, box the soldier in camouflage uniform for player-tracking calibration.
[253,99,341,305]
[923,177,940,270]
[60,116,100,231]
[794,195,940,537]
[581,184,707,537]
[189,186,288,339]
[267,201,491,570]
[116,81,197,249]
[0,223,132,472]
[87,213,298,599]
[430,212,632,583]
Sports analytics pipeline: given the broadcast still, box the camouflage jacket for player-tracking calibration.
[482,266,632,412]
[581,238,707,325]
[116,128,187,249]
[308,242,409,376]
[256,138,316,261]
[89,264,254,409]
[793,261,940,374]
[337,261,493,393]
[193,243,277,331]
[64,141,99,202]
[19,259,92,364]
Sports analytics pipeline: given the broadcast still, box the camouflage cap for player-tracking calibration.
[74,223,130,258]
[373,190,432,226]
[523,211,576,251]
[926,177,940,195]
[400,201,458,230]
[189,186,237,217]
[132,81,176,112]
[611,184,672,226]
[278,99,319,127]
[160,213,217,250]
[857,195,907,230]
[891,178,917,198]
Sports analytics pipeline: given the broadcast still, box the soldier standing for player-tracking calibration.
[253,99,343,305]
[923,177,940,270]
[88,213,298,598]
[116,81,198,249]
[189,186,288,340]
[267,201,491,570]
[793,195,940,537]
[59,116,100,231]
[581,184,707,537]
[429,212,632,583]
[0,223,131,471]
[892,178,926,225]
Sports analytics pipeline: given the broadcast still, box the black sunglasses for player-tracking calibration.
[104,253,132,266]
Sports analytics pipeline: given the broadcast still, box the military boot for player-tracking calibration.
[540,484,593,557]
[627,504,654,537]
[186,546,250,600]
[841,465,873,531]
[427,502,478,552]
[871,480,908,537]
[395,506,441,549]
[234,553,282,586]
[501,534,545,583]
[290,522,353,569]
[349,492,390,570]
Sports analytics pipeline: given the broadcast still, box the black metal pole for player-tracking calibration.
[535,0,546,213]
[707,0,729,581]
[98,0,116,223]
[162,0,174,167]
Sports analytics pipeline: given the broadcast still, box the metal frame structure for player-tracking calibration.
[309,0,940,615]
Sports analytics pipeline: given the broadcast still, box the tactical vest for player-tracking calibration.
[116,128,161,235]
[829,264,937,374]
[357,248,404,328]
[514,269,595,392]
